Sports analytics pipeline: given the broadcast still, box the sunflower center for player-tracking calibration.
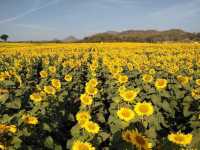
[78,144,89,150]
[174,136,184,142]
[122,111,131,117]
[139,105,148,113]
[135,135,146,145]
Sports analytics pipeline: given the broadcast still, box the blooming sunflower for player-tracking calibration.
[168,132,193,146]
[72,140,95,150]
[196,79,200,86]
[30,92,42,102]
[177,75,189,85]
[64,74,72,82]
[51,79,61,90]
[129,130,152,150]
[80,93,93,105]
[87,79,98,87]
[48,66,56,74]
[117,107,135,122]
[120,89,139,103]
[85,85,98,96]
[191,88,200,100]
[39,70,48,78]
[76,111,91,127]
[155,79,168,90]
[7,125,17,133]
[117,75,128,84]
[142,74,153,83]
[44,85,56,95]
[22,115,39,125]
[83,121,100,134]
[122,130,133,143]
[134,101,154,116]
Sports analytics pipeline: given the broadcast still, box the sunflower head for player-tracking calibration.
[64,74,72,82]
[195,79,200,86]
[142,74,153,83]
[83,121,100,134]
[40,70,48,78]
[51,79,61,90]
[22,115,39,125]
[48,66,56,74]
[134,101,154,116]
[191,88,200,100]
[72,140,95,150]
[155,79,168,90]
[177,75,189,85]
[76,111,91,127]
[118,75,128,84]
[85,85,98,96]
[120,89,139,102]
[80,93,93,105]
[30,92,42,102]
[44,85,56,95]
[168,132,193,146]
[117,107,135,122]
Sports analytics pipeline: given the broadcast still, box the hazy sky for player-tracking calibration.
[0,0,200,41]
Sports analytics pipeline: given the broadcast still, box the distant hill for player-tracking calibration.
[63,36,78,42]
[80,29,200,42]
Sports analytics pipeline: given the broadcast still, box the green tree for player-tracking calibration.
[0,34,9,42]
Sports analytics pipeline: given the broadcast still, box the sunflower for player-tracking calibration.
[122,130,133,143]
[191,88,200,100]
[122,130,152,150]
[195,79,200,86]
[51,79,61,90]
[83,121,100,134]
[155,79,168,90]
[130,130,152,150]
[44,85,56,95]
[149,69,156,75]
[142,74,153,83]
[85,85,98,96]
[48,66,56,74]
[0,143,6,150]
[87,79,98,87]
[76,111,91,127]
[72,140,95,150]
[118,85,126,93]
[168,132,193,146]
[117,75,128,84]
[39,70,48,78]
[80,93,93,105]
[22,115,39,125]
[117,107,135,122]
[30,92,42,102]
[64,74,72,82]
[177,75,189,85]
[134,102,154,116]
[120,89,139,103]
[7,125,17,133]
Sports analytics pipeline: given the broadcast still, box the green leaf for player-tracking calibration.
[44,136,54,149]
[43,123,52,132]
[6,98,21,109]
[11,137,22,149]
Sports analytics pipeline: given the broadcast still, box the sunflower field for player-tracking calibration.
[0,42,200,150]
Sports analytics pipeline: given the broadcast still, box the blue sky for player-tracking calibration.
[0,0,200,41]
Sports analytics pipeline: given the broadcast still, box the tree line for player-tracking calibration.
[0,34,9,42]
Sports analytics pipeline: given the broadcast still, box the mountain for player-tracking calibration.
[80,29,200,42]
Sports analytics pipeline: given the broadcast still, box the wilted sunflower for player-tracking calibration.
[168,132,193,146]
[155,79,168,90]
[76,111,91,127]
[72,140,95,150]
[80,93,93,105]
[22,115,39,125]
[51,79,61,90]
[117,107,135,122]
[83,121,100,134]
[30,92,42,102]
[134,101,154,116]
[44,85,56,95]
[142,74,153,83]
[64,74,72,82]
[39,70,48,78]
[117,75,128,84]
